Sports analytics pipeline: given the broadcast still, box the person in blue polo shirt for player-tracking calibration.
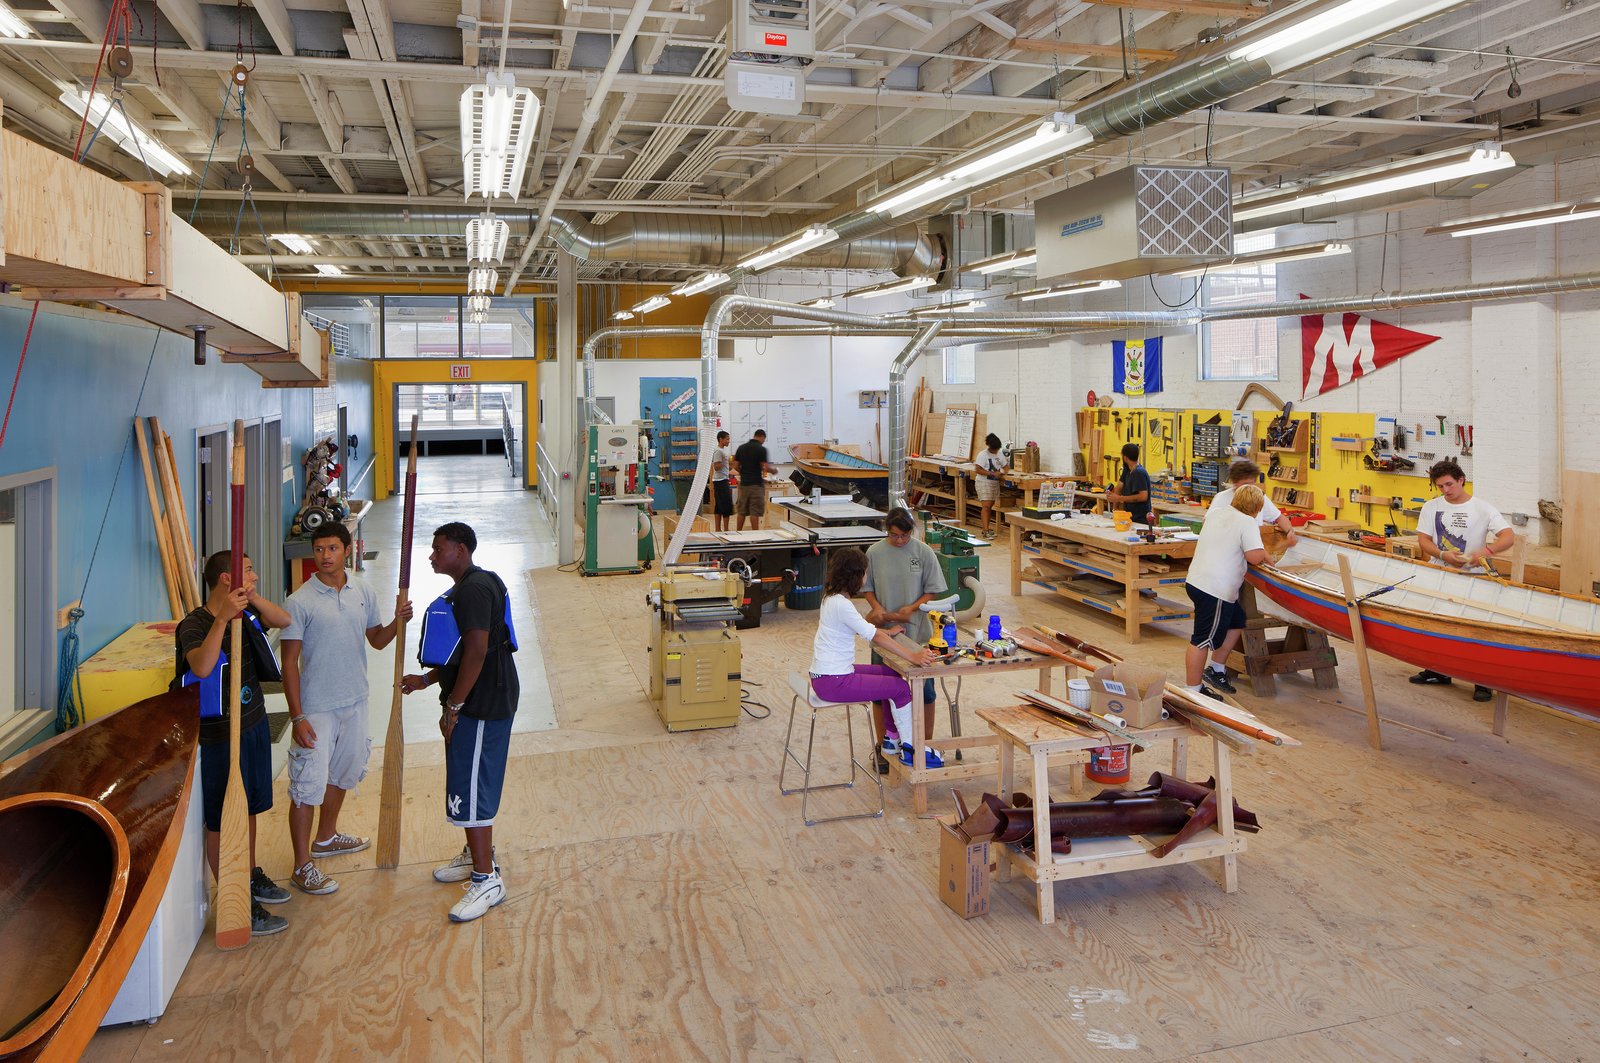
[281,523,412,897]
[401,522,520,923]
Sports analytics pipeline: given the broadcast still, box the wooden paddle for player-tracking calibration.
[377,414,420,870]
[1336,553,1384,751]
[215,419,251,950]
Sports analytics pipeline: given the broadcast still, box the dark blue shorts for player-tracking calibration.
[445,715,513,828]
[1187,584,1247,650]
[199,718,274,833]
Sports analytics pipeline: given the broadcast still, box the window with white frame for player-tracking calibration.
[1200,230,1279,381]
[0,471,56,756]
[943,346,976,385]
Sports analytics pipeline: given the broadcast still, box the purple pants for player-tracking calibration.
[810,665,913,709]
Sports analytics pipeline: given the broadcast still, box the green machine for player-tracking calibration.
[583,422,655,576]
[920,515,985,612]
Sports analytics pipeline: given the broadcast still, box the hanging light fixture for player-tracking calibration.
[1153,241,1351,278]
[965,249,1037,275]
[1226,0,1466,73]
[58,90,190,176]
[465,214,510,263]
[613,310,635,321]
[846,275,937,301]
[0,1,35,38]
[468,266,497,294]
[466,294,492,313]
[735,225,838,272]
[1425,200,1600,238]
[270,234,315,255]
[314,264,345,277]
[467,310,487,324]
[670,272,731,297]
[460,71,540,200]
[631,294,671,315]
[869,116,1092,219]
[1009,279,1120,300]
[909,296,988,315]
[800,297,836,309]
[1233,143,1515,222]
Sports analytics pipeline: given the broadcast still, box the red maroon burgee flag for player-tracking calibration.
[1299,294,1440,398]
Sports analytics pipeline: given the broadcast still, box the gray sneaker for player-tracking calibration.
[251,901,288,937]
[251,866,290,905]
[433,844,495,883]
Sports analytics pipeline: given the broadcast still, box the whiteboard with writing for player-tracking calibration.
[939,407,977,459]
[727,399,822,463]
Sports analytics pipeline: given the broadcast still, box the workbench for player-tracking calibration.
[978,703,1245,925]
[680,524,886,628]
[879,635,1066,817]
[908,456,1087,530]
[1007,510,1197,642]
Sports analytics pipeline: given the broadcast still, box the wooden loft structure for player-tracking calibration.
[0,103,329,387]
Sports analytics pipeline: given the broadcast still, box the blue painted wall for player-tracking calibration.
[0,297,373,665]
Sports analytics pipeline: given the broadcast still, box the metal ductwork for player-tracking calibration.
[182,202,537,240]
[887,323,944,510]
[547,211,941,277]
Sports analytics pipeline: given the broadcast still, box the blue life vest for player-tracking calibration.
[178,610,277,717]
[418,571,518,668]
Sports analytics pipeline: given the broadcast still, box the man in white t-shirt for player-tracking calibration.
[1210,460,1296,541]
[711,430,734,533]
[1184,484,1268,695]
[1410,459,1515,699]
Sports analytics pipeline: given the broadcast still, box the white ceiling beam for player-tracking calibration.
[160,0,209,51]
[220,74,284,152]
[250,0,297,55]
[42,0,109,42]
[325,156,358,194]
[462,0,481,68]
[300,74,345,153]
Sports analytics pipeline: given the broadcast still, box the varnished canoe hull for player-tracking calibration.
[1247,567,1600,719]
[788,444,889,505]
[0,689,199,1062]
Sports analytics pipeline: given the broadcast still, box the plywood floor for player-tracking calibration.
[86,518,1600,1062]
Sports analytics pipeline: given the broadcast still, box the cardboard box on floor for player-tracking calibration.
[1087,663,1168,728]
[937,817,996,919]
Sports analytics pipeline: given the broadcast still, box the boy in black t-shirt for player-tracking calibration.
[402,522,520,923]
[174,550,294,936]
[1106,443,1153,526]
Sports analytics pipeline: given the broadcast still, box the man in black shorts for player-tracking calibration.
[712,430,735,532]
[733,429,776,531]
[174,550,294,936]
[402,522,520,923]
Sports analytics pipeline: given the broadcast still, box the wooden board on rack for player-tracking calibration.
[1560,469,1600,598]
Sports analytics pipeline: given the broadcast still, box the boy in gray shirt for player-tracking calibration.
[281,523,411,895]
[863,508,947,768]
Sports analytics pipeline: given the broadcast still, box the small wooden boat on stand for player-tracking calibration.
[0,689,199,1062]
[1246,538,1600,721]
[788,443,890,507]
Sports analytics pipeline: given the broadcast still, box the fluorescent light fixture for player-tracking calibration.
[460,71,540,200]
[613,310,634,321]
[847,275,937,301]
[466,294,491,313]
[736,225,838,272]
[910,297,988,315]
[1426,200,1600,238]
[1157,241,1351,278]
[869,117,1093,218]
[1349,56,1450,78]
[800,297,835,309]
[314,264,345,277]
[58,90,190,176]
[1228,0,1464,73]
[1233,143,1515,222]
[670,271,730,297]
[0,1,34,38]
[270,233,314,255]
[1280,83,1376,103]
[467,310,487,325]
[631,294,671,315]
[1010,280,1121,301]
[468,266,497,294]
[465,214,510,263]
[967,249,1037,275]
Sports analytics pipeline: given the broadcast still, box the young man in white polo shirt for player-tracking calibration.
[281,523,411,895]
[1185,485,1269,696]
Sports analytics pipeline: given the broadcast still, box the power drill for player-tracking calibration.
[926,609,956,654]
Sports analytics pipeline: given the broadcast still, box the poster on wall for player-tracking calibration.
[1112,337,1164,396]
[1300,298,1440,398]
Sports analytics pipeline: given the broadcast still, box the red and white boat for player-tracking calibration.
[1246,538,1600,721]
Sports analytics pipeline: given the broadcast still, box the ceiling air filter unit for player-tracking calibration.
[1037,165,1233,284]
[727,0,812,116]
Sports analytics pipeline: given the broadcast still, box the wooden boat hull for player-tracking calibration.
[1246,561,1600,720]
[0,689,199,1062]
[788,443,889,505]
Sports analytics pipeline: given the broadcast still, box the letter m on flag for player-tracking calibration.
[1299,295,1440,399]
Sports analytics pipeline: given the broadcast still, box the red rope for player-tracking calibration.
[0,302,41,452]
[72,0,128,161]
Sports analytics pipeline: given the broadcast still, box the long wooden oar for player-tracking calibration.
[376,414,420,869]
[1336,553,1383,751]
[216,419,251,950]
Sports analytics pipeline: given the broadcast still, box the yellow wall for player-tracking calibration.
[1080,406,1473,534]
[373,359,539,497]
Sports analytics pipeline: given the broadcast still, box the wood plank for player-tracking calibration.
[1012,36,1179,61]
[1082,0,1266,18]
[1560,469,1600,598]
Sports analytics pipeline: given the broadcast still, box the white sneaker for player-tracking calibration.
[433,845,478,883]
[448,870,505,923]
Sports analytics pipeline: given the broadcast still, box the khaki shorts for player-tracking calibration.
[287,702,372,805]
[974,476,1000,501]
[735,485,766,517]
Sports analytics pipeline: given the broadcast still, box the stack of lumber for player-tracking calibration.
[132,418,201,620]
[907,378,932,458]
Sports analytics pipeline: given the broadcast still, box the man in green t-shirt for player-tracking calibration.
[863,508,947,770]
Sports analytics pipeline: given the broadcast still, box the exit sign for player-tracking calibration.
[449,364,471,380]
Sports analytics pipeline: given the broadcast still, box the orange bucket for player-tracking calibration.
[1085,744,1131,785]
[1111,509,1132,532]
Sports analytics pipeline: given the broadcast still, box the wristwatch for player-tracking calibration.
[445,701,465,714]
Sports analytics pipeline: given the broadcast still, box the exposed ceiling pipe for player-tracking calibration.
[547,211,941,277]
[886,323,944,511]
[508,0,654,295]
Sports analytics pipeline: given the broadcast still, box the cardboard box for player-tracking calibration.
[937,818,996,919]
[1306,518,1360,534]
[1087,663,1168,728]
